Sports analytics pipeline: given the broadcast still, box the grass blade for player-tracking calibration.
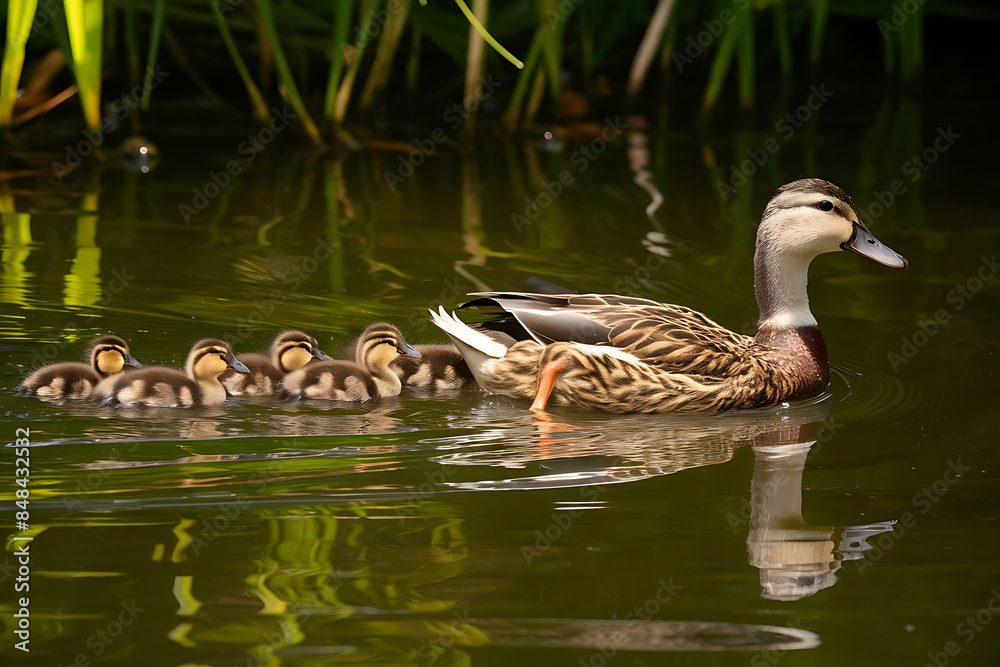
[254,0,322,144]
[453,0,523,69]
[141,0,166,111]
[210,0,270,123]
[64,0,104,130]
[324,0,353,123]
[0,0,39,129]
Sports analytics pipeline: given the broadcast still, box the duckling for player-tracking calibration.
[220,329,333,396]
[431,178,908,413]
[20,335,142,399]
[282,323,422,402]
[392,344,474,391]
[94,339,249,407]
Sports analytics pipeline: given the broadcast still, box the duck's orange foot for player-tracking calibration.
[531,360,563,413]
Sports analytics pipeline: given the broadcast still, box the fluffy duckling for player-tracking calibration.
[20,335,141,399]
[282,323,421,402]
[392,344,474,391]
[220,329,332,396]
[94,339,249,407]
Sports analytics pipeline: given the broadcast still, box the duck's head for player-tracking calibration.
[271,329,333,372]
[88,335,142,376]
[186,339,250,381]
[755,179,906,330]
[354,323,422,372]
[758,178,907,268]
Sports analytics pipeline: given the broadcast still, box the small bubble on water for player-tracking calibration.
[543,131,553,140]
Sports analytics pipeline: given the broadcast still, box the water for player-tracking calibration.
[2,93,999,666]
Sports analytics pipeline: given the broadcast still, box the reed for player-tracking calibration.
[0,0,977,140]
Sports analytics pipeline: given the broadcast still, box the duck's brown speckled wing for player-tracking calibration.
[463,293,757,377]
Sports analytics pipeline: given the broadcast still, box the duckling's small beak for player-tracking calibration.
[399,343,422,360]
[313,348,334,361]
[124,354,142,369]
[842,221,908,269]
[229,358,251,374]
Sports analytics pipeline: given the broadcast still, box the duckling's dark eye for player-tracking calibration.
[817,200,834,212]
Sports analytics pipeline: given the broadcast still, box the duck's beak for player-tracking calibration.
[842,221,908,268]
[313,348,334,361]
[399,342,422,360]
[124,353,142,369]
[229,357,250,374]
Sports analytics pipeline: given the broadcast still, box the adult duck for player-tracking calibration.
[430,179,907,413]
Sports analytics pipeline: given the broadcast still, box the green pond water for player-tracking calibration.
[2,94,999,666]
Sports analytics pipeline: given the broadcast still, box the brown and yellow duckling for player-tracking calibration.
[392,344,474,391]
[20,335,142,399]
[220,329,333,396]
[431,178,908,414]
[94,338,249,407]
[282,323,421,402]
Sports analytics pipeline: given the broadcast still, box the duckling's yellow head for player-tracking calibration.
[88,335,142,376]
[271,330,333,372]
[187,339,250,381]
[355,323,422,371]
[759,178,906,268]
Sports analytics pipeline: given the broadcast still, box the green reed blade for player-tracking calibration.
[0,0,39,128]
[502,26,543,130]
[210,0,270,123]
[123,0,140,85]
[701,18,738,112]
[253,0,322,144]
[64,0,104,130]
[809,0,829,66]
[453,0,523,69]
[539,0,564,110]
[323,0,353,122]
[334,0,376,125]
[736,7,754,109]
[772,0,791,78]
[140,0,166,111]
[361,0,412,109]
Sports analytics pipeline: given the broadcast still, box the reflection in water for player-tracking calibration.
[747,442,895,601]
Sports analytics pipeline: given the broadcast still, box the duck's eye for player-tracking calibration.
[817,200,834,212]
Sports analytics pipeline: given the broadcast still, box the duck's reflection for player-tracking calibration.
[438,399,892,601]
[747,440,894,601]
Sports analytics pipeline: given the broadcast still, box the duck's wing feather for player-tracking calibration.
[463,292,756,377]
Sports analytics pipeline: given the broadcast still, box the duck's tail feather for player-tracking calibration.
[429,307,509,389]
